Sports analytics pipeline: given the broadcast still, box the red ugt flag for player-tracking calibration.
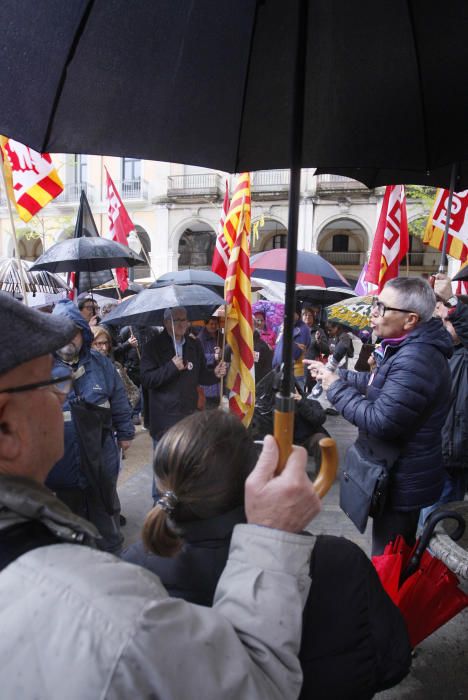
[211,180,230,278]
[105,167,135,291]
[366,185,409,293]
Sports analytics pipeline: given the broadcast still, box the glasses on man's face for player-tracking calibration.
[172,318,188,324]
[0,373,73,398]
[371,297,416,317]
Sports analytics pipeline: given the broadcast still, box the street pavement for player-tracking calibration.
[118,414,468,700]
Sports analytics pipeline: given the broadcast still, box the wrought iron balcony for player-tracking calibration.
[316,174,369,192]
[319,251,364,265]
[55,182,95,203]
[116,179,148,200]
[167,173,223,198]
[251,169,290,197]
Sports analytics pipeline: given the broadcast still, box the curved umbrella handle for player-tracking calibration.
[313,437,338,498]
[400,510,466,584]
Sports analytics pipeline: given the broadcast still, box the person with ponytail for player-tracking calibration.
[124,410,412,698]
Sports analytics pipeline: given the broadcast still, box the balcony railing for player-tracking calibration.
[55,182,95,203]
[115,179,148,200]
[251,169,291,191]
[167,173,223,197]
[316,174,368,191]
[319,251,363,265]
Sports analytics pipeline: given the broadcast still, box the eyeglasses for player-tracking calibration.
[93,340,110,347]
[171,318,188,323]
[0,373,73,397]
[83,304,99,311]
[371,297,416,317]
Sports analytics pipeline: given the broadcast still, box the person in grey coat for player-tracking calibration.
[0,292,321,700]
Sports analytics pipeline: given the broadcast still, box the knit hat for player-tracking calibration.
[0,292,76,376]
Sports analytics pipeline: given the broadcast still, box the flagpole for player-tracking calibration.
[0,159,29,304]
[438,163,458,274]
[218,305,227,406]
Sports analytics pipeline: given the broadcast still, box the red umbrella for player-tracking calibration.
[373,511,468,648]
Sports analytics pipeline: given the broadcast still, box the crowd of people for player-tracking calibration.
[0,269,466,698]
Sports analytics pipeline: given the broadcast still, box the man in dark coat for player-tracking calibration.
[140,307,227,441]
[421,275,468,519]
[306,277,453,554]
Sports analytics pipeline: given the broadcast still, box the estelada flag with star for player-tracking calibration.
[224,172,255,426]
[0,136,63,222]
[365,185,409,293]
[104,167,136,291]
[423,188,468,263]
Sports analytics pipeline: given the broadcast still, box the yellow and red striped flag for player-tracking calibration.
[223,172,251,252]
[423,188,468,262]
[0,136,64,222]
[224,172,255,426]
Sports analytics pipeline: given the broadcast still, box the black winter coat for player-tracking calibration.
[442,302,468,471]
[328,318,453,511]
[140,330,218,439]
[123,508,411,700]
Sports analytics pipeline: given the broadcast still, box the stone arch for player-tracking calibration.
[18,236,43,261]
[171,218,217,270]
[251,216,288,253]
[316,216,369,268]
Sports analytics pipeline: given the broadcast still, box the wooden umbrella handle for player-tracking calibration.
[313,437,338,498]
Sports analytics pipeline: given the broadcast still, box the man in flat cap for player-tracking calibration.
[0,293,320,698]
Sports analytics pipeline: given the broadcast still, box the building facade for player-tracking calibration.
[0,154,442,286]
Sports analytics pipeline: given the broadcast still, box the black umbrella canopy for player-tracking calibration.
[103,284,225,327]
[1,0,468,188]
[0,257,69,294]
[30,237,145,273]
[151,269,225,289]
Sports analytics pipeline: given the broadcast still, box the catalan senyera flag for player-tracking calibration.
[222,172,251,254]
[211,179,230,278]
[224,173,255,426]
[365,185,409,293]
[0,136,63,222]
[423,188,468,262]
[105,168,135,292]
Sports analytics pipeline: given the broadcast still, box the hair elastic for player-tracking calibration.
[156,490,178,515]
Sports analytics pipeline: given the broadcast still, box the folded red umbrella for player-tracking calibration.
[373,511,468,648]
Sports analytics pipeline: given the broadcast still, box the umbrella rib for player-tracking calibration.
[233,2,261,172]
[405,1,431,173]
[40,0,95,151]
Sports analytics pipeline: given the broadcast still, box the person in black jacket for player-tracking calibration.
[420,276,468,520]
[306,277,453,554]
[140,307,227,441]
[123,410,411,700]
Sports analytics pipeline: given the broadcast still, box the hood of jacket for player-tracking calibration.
[52,300,94,349]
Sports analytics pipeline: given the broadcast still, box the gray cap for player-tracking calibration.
[0,292,76,376]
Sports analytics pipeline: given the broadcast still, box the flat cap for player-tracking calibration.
[0,291,76,376]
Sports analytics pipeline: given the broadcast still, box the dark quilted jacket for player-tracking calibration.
[328,318,453,511]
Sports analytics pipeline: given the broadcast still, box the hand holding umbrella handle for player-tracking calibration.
[274,395,338,497]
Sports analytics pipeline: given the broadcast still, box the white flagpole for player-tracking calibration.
[0,158,29,304]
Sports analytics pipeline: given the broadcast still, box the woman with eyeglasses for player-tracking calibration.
[305,277,453,555]
[91,326,140,410]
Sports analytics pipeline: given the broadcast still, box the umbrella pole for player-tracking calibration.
[274,0,308,473]
[438,163,458,274]
[0,158,29,305]
[218,305,227,405]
